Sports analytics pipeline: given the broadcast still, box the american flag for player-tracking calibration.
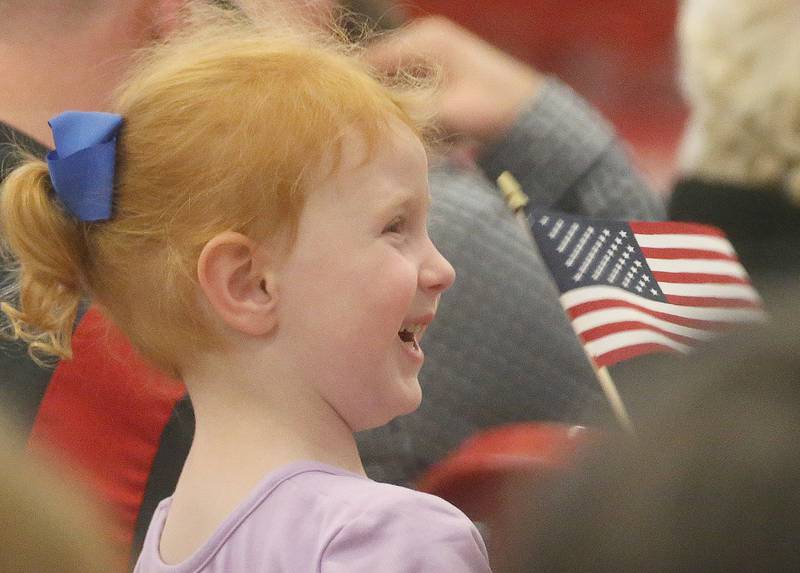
[530,210,767,368]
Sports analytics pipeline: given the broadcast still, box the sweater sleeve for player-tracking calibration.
[479,77,665,220]
[321,492,491,573]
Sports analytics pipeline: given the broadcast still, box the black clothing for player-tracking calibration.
[670,178,800,298]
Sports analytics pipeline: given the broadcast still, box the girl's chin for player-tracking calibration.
[352,383,422,432]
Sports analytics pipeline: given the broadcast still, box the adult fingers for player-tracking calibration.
[363,16,456,74]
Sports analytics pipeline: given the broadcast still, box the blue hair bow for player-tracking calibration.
[47,111,123,222]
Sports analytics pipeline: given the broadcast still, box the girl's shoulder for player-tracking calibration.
[283,460,469,520]
[282,462,491,572]
[136,460,490,572]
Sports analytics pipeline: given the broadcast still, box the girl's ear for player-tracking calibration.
[197,232,279,336]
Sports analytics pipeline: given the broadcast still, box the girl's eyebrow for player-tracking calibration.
[377,187,431,215]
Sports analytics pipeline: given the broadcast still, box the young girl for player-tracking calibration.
[0,8,491,573]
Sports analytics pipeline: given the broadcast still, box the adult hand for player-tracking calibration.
[365,16,544,149]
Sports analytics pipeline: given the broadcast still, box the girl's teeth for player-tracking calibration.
[398,326,421,350]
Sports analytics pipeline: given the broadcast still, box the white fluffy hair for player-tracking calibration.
[678,0,800,200]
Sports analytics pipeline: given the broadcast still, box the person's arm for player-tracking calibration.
[480,77,666,219]
[365,16,664,220]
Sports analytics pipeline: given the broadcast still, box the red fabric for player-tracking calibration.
[417,423,592,521]
[27,307,185,557]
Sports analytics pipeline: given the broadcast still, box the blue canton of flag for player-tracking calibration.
[532,212,666,302]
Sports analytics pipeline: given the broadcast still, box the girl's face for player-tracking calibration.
[274,119,455,432]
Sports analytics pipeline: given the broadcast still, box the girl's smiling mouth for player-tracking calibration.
[398,324,422,351]
[398,314,434,354]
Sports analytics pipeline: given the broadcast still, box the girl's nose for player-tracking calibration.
[420,240,456,294]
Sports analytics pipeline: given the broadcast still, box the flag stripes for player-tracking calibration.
[634,233,734,255]
[572,308,717,341]
[651,272,749,285]
[663,294,762,308]
[645,258,749,278]
[531,211,767,368]
[566,299,746,330]
[585,329,691,357]
[561,287,764,322]
[629,221,725,236]
[640,247,736,261]
[657,282,761,300]
[583,323,697,349]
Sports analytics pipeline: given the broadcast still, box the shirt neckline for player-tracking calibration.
[146,459,368,571]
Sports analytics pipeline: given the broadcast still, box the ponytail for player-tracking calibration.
[0,155,86,364]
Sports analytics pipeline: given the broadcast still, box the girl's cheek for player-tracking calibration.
[383,262,419,299]
[363,272,417,319]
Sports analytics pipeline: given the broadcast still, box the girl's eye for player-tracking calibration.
[383,216,405,235]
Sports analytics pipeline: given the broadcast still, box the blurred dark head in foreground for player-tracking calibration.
[501,289,800,572]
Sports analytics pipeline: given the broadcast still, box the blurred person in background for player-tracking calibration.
[0,413,121,572]
[671,0,800,293]
[0,0,662,563]
[497,293,800,572]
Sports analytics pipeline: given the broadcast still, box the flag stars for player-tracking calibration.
[650,288,658,296]
[626,245,635,253]
[619,231,628,238]
[602,229,611,236]
[610,244,619,251]
[572,272,582,282]
[614,237,623,245]
[622,252,630,260]
[635,286,643,292]
[642,275,650,283]
[539,215,550,226]
[634,260,643,268]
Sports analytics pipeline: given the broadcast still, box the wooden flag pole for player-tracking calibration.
[497,171,635,433]
[593,365,635,434]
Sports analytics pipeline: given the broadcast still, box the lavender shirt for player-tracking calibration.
[135,460,491,572]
